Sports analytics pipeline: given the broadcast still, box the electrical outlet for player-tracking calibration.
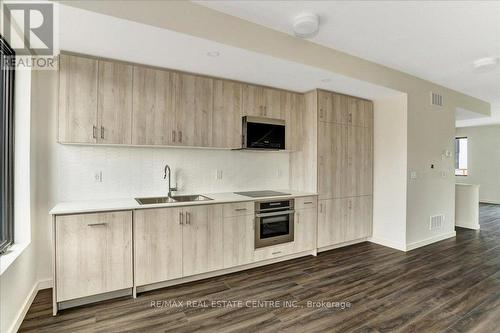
[215,169,223,180]
[94,171,103,183]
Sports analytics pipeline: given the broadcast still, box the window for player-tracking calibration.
[455,137,468,176]
[0,35,15,254]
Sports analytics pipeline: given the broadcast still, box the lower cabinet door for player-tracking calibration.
[346,196,373,241]
[182,205,224,276]
[134,208,183,286]
[55,211,133,302]
[223,214,254,268]
[294,208,317,252]
[317,198,348,248]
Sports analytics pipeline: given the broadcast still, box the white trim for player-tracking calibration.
[5,279,53,333]
[405,231,456,251]
[479,200,500,205]
[0,242,30,275]
[38,278,53,290]
[455,223,480,230]
[368,237,406,251]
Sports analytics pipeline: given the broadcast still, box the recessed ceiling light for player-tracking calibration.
[473,57,498,71]
[293,13,319,39]
[207,51,220,57]
[321,78,331,83]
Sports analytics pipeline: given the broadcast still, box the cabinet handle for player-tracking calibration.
[179,131,182,143]
[179,211,183,225]
[263,106,267,116]
[272,251,282,255]
[349,113,352,123]
[303,201,313,205]
[100,126,104,139]
[320,203,323,213]
[92,125,97,139]
[319,109,323,119]
[235,208,247,211]
[186,211,190,224]
[172,130,176,143]
[88,223,107,227]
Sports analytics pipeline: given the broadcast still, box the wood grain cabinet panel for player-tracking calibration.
[58,54,98,143]
[318,122,348,199]
[175,73,213,147]
[242,84,284,119]
[182,205,224,276]
[212,80,242,148]
[294,207,317,252]
[97,60,133,144]
[55,211,133,302]
[346,196,373,241]
[318,90,348,124]
[317,198,348,247]
[133,208,183,286]
[132,66,176,145]
[347,125,373,197]
[223,214,254,268]
[283,91,305,151]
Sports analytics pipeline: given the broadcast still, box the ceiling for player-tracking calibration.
[195,1,500,127]
[58,4,400,100]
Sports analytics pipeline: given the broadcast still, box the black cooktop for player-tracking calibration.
[234,190,290,198]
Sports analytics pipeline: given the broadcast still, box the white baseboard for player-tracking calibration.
[455,223,480,230]
[479,200,500,205]
[405,231,456,251]
[7,279,53,333]
[368,237,406,251]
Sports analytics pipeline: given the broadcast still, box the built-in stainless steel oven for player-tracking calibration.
[254,199,294,248]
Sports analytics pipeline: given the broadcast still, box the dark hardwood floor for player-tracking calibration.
[20,204,500,332]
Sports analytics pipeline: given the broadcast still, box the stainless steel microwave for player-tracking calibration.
[241,116,286,150]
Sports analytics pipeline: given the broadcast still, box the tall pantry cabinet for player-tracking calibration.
[294,90,373,249]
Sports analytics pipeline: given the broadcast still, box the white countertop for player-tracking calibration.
[50,190,317,215]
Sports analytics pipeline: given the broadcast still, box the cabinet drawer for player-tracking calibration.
[223,201,254,218]
[294,196,317,210]
[253,242,295,262]
[55,211,133,302]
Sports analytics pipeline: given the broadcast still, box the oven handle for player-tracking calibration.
[255,210,295,218]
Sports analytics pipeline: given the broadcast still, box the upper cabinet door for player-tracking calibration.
[212,80,242,148]
[132,67,176,145]
[175,73,213,147]
[98,60,133,144]
[242,84,284,119]
[283,91,304,151]
[58,54,98,143]
[318,91,348,124]
[318,122,348,199]
[348,97,372,128]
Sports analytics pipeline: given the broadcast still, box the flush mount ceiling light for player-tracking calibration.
[206,51,220,57]
[321,78,331,83]
[293,13,320,38]
[473,57,498,72]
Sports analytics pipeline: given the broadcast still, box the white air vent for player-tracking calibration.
[431,92,444,107]
[429,215,445,230]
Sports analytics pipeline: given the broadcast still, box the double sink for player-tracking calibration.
[135,194,213,205]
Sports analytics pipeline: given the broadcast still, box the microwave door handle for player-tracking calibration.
[255,210,295,218]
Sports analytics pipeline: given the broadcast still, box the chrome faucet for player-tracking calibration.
[163,164,178,197]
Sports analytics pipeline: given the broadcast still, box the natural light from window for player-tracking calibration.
[455,137,468,176]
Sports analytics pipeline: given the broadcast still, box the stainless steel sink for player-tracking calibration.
[171,194,213,202]
[135,195,213,205]
[135,196,178,205]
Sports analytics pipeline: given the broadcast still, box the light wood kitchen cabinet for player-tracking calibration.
[97,60,133,144]
[294,206,317,252]
[58,54,98,143]
[317,198,348,248]
[348,96,373,128]
[347,125,373,197]
[318,122,348,199]
[182,205,224,276]
[242,84,283,119]
[133,207,183,286]
[223,213,254,268]
[345,196,372,241]
[55,211,133,302]
[318,90,348,124]
[212,80,243,148]
[283,91,305,151]
[132,66,176,145]
[175,73,213,147]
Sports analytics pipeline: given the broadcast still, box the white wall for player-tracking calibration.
[455,125,500,203]
[371,94,408,251]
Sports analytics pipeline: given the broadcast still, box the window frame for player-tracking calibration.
[455,136,468,177]
[0,35,15,254]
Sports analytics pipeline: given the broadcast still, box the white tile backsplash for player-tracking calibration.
[56,145,290,201]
